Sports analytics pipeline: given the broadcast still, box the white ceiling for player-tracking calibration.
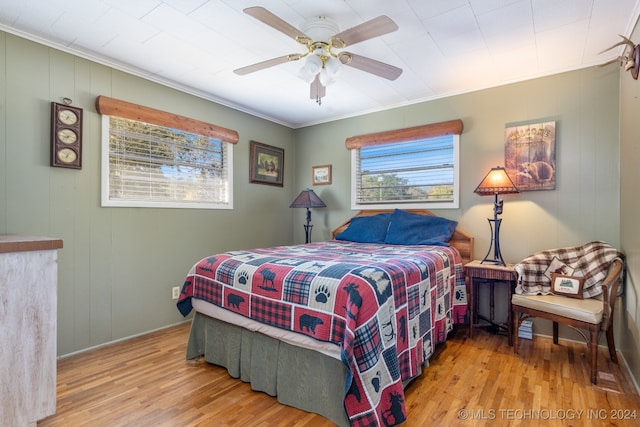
[0,0,638,128]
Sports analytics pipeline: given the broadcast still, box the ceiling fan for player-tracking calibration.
[234,7,403,105]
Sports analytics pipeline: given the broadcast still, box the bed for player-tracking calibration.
[177,209,473,426]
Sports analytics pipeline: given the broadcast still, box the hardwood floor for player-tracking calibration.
[39,322,640,427]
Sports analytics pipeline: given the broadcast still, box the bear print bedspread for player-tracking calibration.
[177,240,467,426]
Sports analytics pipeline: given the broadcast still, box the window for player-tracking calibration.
[348,120,462,209]
[101,116,233,209]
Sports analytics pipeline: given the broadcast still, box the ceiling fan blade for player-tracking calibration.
[234,55,295,75]
[344,53,403,80]
[333,16,398,47]
[243,6,308,42]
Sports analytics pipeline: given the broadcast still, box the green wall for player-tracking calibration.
[0,33,296,355]
[619,17,640,392]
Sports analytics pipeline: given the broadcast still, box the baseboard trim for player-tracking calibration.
[57,318,192,360]
[526,332,640,395]
[618,351,640,395]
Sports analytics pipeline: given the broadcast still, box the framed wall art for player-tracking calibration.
[312,164,332,185]
[504,120,556,191]
[249,140,284,187]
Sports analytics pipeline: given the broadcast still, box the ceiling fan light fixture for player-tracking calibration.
[319,69,332,86]
[298,54,323,83]
[319,56,342,85]
[325,56,342,76]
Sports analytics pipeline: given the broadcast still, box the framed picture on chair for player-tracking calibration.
[550,273,585,299]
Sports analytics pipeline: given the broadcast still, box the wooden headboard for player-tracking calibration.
[331,209,474,265]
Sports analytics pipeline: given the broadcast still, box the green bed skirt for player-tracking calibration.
[186,311,350,426]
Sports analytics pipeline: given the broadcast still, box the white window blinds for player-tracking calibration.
[101,116,232,209]
[354,135,457,206]
[348,120,462,210]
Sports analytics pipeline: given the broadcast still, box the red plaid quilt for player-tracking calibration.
[177,240,467,426]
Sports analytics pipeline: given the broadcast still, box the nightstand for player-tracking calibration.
[464,260,517,345]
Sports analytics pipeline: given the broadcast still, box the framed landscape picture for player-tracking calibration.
[249,140,284,187]
[312,164,332,185]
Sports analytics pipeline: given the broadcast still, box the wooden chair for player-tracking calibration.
[512,258,624,384]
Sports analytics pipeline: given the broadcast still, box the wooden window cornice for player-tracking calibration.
[345,119,463,149]
[95,95,239,144]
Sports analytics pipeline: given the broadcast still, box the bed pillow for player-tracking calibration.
[335,213,392,243]
[384,209,457,246]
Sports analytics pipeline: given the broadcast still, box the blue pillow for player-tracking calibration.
[335,213,392,243]
[384,209,457,246]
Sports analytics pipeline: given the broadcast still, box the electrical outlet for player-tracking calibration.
[172,286,180,300]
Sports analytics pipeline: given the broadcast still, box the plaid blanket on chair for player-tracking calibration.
[514,241,624,298]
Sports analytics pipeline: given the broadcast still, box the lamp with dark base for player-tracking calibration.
[290,189,326,244]
[474,166,519,266]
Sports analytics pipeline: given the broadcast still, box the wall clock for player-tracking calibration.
[51,101,83,169]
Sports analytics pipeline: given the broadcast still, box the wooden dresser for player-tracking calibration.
[0,236,63,426]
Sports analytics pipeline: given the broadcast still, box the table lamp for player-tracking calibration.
[474,166,519,265]
[290,189,326,243]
